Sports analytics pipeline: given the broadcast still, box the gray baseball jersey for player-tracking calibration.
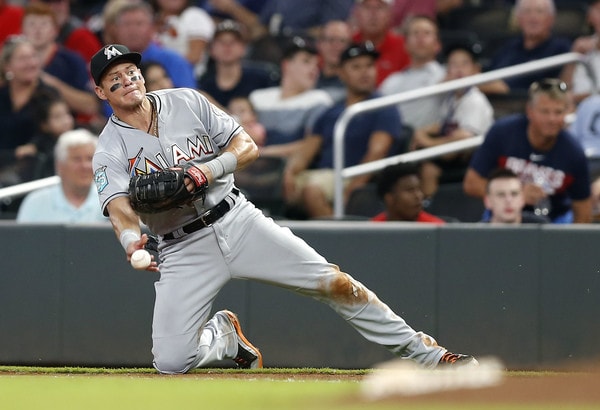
[93,88,241,234]
[93,87,451,373]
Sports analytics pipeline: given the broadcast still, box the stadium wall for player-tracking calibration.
[0,222,598,369]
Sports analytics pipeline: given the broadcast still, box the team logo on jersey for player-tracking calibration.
[172,135,214,164]
[128,147,166,176]
[94,166,109,193]
[104,45,123,60]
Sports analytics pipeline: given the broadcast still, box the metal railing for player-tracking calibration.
[333,52,588,218]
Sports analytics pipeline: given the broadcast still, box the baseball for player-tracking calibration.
[131,249,152,270]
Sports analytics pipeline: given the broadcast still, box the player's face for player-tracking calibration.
[95,63,146,109]
[339,56,376,95]
[485,178,525,224]
[385,175,424,221]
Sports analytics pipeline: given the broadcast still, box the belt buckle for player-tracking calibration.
[198,210,213,227]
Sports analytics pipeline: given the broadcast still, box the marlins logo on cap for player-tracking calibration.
[90,44,142,85]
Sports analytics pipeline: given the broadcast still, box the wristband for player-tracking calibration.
[204,152,238,180]
[120,229,140,251]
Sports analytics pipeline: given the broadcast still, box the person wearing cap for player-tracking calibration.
[249,36,333,159]
[89,42,479,374]
[283,42,403,219]
[410,42,494,198]
[351,0,411,86]
[198,19,278,107]
[378,14,445,129]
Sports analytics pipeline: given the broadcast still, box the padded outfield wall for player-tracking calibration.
[0,221,598,369]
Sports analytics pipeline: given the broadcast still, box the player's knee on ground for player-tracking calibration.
[152,338,197,374]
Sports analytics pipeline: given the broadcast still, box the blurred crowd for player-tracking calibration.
[2,0,600,225]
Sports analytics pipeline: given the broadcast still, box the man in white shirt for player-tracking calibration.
[378,15,445,128]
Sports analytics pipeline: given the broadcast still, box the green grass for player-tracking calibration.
[0,367,596,410]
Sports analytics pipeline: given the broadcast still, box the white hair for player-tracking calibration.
[54,129,98,163]
[515,0,556,16]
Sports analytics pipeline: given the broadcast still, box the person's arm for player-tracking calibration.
[571,197,593,223]
[40,73,100,116]
[106,196,159,272]
[463,167,488,198]
[347,131,394,195]
[282,134,322,200]
[208,0,267,40]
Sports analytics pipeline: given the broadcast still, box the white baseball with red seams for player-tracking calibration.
[130,249,151,270]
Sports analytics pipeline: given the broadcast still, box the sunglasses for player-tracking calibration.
[529,79,568,93]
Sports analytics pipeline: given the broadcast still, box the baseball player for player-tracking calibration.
[90,44,477,373]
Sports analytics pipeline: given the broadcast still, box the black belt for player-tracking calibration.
[162,188,239,240]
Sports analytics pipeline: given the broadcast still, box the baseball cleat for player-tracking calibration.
[221,310,263,369]
[437,351,479,367]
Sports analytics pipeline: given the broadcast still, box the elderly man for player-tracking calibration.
[480,0,571,94]
[463,78,592,223]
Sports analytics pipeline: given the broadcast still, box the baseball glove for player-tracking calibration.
[128,164,208,213]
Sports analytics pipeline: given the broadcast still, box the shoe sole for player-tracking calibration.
[223,310,263,369]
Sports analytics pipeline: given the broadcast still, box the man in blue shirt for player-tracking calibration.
[480,0,571,94]
[463,78,592,223]
[283,42,402,219]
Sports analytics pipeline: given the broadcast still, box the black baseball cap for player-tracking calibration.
[339,42,379,64]
[90,44,142,86]
[282,36,317,60]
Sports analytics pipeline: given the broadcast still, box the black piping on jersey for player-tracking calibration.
[219,125,242,149]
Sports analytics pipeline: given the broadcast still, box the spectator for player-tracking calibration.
[198,19,278,107]
[227,96,266,146]
[378,14,445,129]
[17,128,106,223]
[93,0,130,45]
[201,0,269,41]
[0,0,24,47]
[21,3,100,121]
[410,43,494,197]
[351,0,411,86]
[463,78,592,223]
[249,37,333,158]
[0,36,59,160]
[480,0,571,94]
[591,174,600,222]
[110,0,196,89]
[562,0,600,104]
[258,0,354,39]
[19,91,75,179]
[283,42,401,219]
[371,162,446,223]
[568,93,600,178]
[483,168,549,224]
[152,0,215,79]
[316,19,352,102]
[140,61,174,92]
[31,0,102,63]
